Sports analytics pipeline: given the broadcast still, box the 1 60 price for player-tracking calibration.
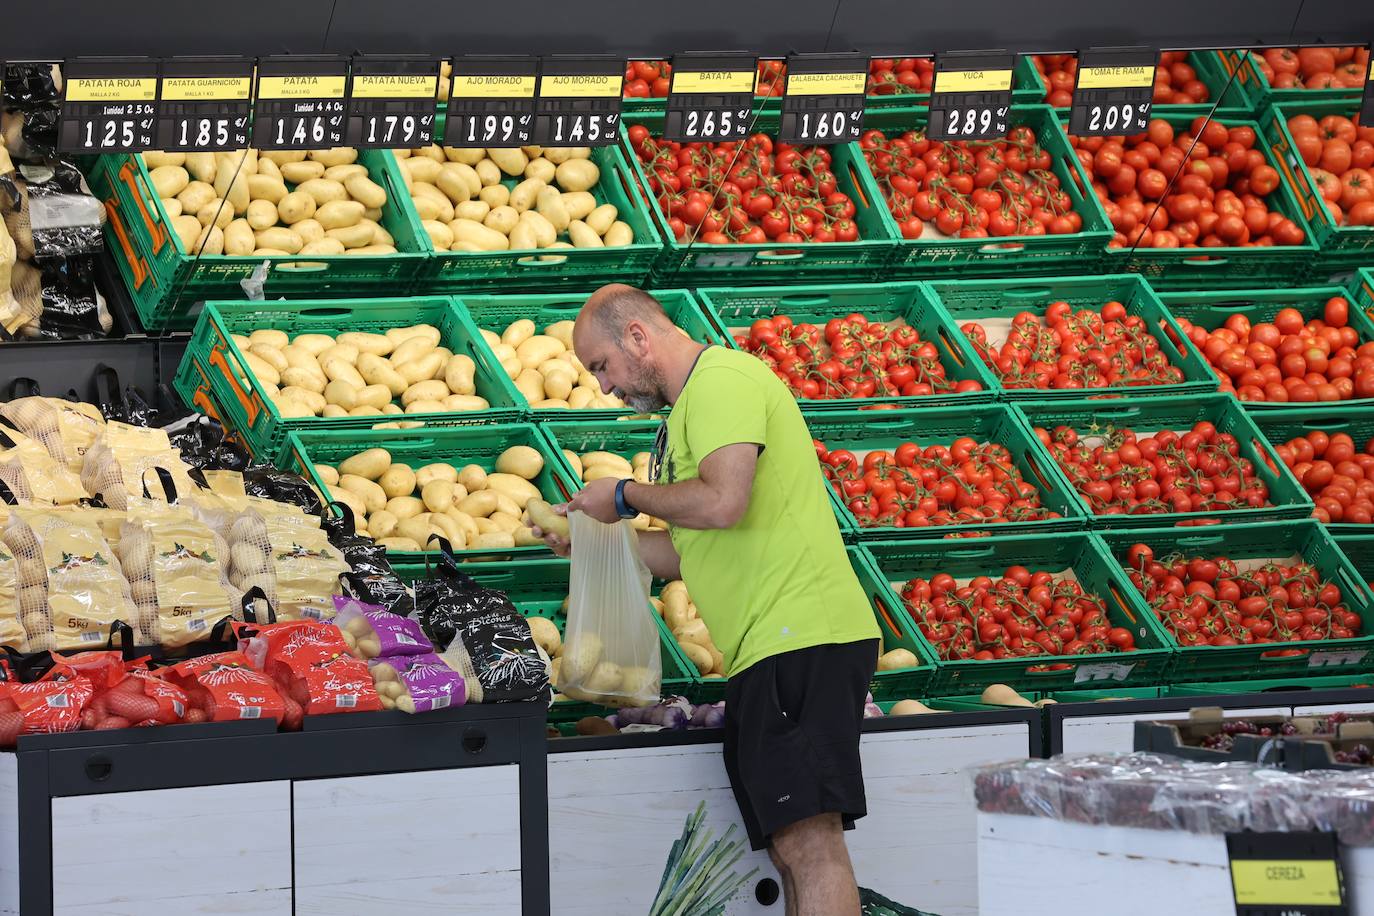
[1082,101,1150,134]
[795,109,862,142]
[943,106,1009,137]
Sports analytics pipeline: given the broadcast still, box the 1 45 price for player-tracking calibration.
[545,113,619,144]
[1081,101,1150,135]
[794,109,862,142]
[943,106,1009,138]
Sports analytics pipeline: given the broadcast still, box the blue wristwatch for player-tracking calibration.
[614,478,638,519]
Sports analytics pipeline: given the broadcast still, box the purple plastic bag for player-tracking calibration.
[334,596,433,659]
[370,653,466,713]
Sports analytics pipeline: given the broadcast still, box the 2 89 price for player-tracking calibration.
[943,106,1008,138]
[1084,102,1149,135]
[362,113,428,146]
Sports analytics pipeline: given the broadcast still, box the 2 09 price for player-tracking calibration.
[1084,102,1149,134]
[943,106,1007,137]
[796,110,860,142]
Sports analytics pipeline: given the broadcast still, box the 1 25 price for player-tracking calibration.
[795,109,861,142]
[1083,102,1149,134]
[82,119,139,150]
[361,113,430,146]
[942,106,1008,137]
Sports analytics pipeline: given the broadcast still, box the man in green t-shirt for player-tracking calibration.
[535,284,880,916]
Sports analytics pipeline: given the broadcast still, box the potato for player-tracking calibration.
[329,485,368,520]
[520,210,557,248]
[555,159,600,192]
[517,335,565,368]
[401,379,449,406]
[246,199,280,230]
[473,531,516,550]
[338,332,394,355]
[277,190,316,225]
[176,180,216,214]
[534,186,572,233]
[528,616,561,656]
[681,642,713,676]
[378,464,417,499]
[298,178,349,207]
[171,214,204,250]
[254,227,304,254]
[415,463,459,489]
[308,147,358,168]
[338,474,387,513]
[878,649,919,671]
[568,220,603,248]
[344,175,386,209]
[281,160,326,184]
[223,219,255,256]
[478,184,511,209]
[316,199,366,231]
[324,163,367,184]
[387,496,425,520]
[585,203,617,236]
[526,498,569,537]
[356,384,393,409]
[395,350,445,386]
[248,174,288,203]
[339,447,392,481]
[509,177,545,213]
[561,191,596,220]
[390,334,436,365]
[483,205,519,235]
[150,164,190,198]
[487,148,528,176]
[450,219,509,251]
[604,221,634,247]
[458,490,500,518]
[496,446,544,480]
[143,151,186,169]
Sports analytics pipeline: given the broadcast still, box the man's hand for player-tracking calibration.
[565,476,622,524]
[530,502,572,557]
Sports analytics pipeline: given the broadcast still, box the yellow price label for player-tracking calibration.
[451,74,538,99]
[66,77,158,103]
[352,74,435,99]
[1077,66,1155,90]
[935,69,1013,94]
[257,75,347,100]
[672,71,756,94]
[161,77,252,102]
[786,72,867,96]
[1231,860,1343,906]
[539,74,622,98]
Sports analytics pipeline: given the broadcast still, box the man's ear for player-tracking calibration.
[625,320,651,355]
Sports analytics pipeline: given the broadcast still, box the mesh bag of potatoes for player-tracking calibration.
[0,395,104,473]
[237,619,382,719]
[564,445,668,531]
[141,147,397,257]
[0,537,27,650]
[320,443,547,552]
[559,512,661,708]
[80,422,196,510]
[118,505,240,649]
[0,423,89,508]
[222,507,347,622]
[482,318,623,410]
[228,322,489,422]
[2,508,140,652]
[394,144,634,254]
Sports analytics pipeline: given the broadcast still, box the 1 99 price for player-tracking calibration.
[1082,101,1149,135]
[361,113,430,146]
[454,113,531,145]
[943,106,1008,138]
[795,109,861,142]
[172,116,246,150]
[681,108,750,140]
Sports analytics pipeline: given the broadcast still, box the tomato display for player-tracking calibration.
[859,124,1084,240]
[814,435,1059,529]
[1068,116,1307,249]
[735,311,984,400]
[866,57,935,96]
[1251,46,1371,91]
[1033,52,1210,108]
[1175,297,1374,403]
[1285,112,1374,227]
[1033,420,1274,517]
[958,299,1186,391]
[898,565,1131,661]
[1269,430,1374,525]
[622,59,787,98]
[627,127,862,244]
[1122,542,1363,648]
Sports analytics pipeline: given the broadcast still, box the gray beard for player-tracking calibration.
[625,392,666,413]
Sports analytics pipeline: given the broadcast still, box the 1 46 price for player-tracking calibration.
[942,106,1009,138]
[269,113,344,148]
[1081,101,1150,135]
[794,109,862,142]
[360,113,431,146]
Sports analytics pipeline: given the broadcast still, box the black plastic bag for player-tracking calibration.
[327,502,415,618]
[7,255,109,340]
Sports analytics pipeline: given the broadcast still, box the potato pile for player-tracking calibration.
[479,317,624,410]
[651,581,726,679]
[317,444,548,551]
[563,447,666,531]
[141,147,395,257]
[393,144,634,253]
[227,322,489,421]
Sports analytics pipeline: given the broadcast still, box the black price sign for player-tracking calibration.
[533,56,624,146]
[1068,47,1157,137]
[664,52,757,142]
[1360,52,1374,128]
[779,53,866,144]
[1227,831,1346,916]
[928,51,1013,141]
[444,56,538,148]
[347,55,439,148]
[252,55,349,151]
[157,57,253,151]
[59,57,159,153]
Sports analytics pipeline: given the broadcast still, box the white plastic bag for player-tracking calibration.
[560,511,661,708]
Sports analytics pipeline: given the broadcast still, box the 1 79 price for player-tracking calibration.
[1081,101,1150,135]
[361,113,431,146]
[794,109,862,142]
[942,106,1009,138]
[681,108,751,141]
[454,113,532,145]
[171,115,248,150]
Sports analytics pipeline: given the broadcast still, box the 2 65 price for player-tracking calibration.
[1082,102,1149,134]
[795,109,862,142]
[361,113,430,146]
[681,108,750,140]
[943,106,1008,138]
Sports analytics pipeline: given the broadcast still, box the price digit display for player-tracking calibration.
[664,52,757,142]
[59,57,159,153]
[1068,47,1157,137]
[252,55,349,151]
[347,54,439,148]
[157,57,253,151]
[444,55,539,148]
[1360,54,1374,128]
[533,56,624,147]
[928,51,1013,141]
[778,53,866,144]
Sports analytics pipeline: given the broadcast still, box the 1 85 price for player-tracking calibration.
[546,113,619,144]
[1081,101,1150,135]
[942,106,1008,138]
[171,115,248,149]
[361,113,431,146]
[454,113,532,145]
[794,109,862,142]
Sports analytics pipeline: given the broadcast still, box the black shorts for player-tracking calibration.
[723,638,879,851]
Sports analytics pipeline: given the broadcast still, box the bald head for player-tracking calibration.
[574,284,705,413]
[579,284,676,347]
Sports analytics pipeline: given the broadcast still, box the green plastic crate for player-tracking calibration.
[453,288,725,420]
[800,404,1086,540]
[392,557,697,720]
[176,297,524,463]
[391,113,664,293]
[1259,99,1374,268]
[1059,109,1319,288]
[860,533,1175,695]
[931,685,1166,713]
[1043,51,1254,119]
[855,105,1112,278]
[1157,285,1374,409]
[928,273,1216,402]
[1336,533,1374,585]
[1250,407,1374,537]
[1171,675,1374,695]
[695,280,998,410]
[1217,48,1367,112]
[1353,268,1374,318]
[537,418,663,487]
[90,149,428,331]
[1014,394,1313,528]
[1096,520,1374,682]
[620,108,898,284]
[282,423,578,563]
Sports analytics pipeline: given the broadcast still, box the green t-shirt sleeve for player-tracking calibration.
[685,366,768,460]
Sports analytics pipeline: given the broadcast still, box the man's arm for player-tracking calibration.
[530,509,681,579]
[621,442,759,530]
